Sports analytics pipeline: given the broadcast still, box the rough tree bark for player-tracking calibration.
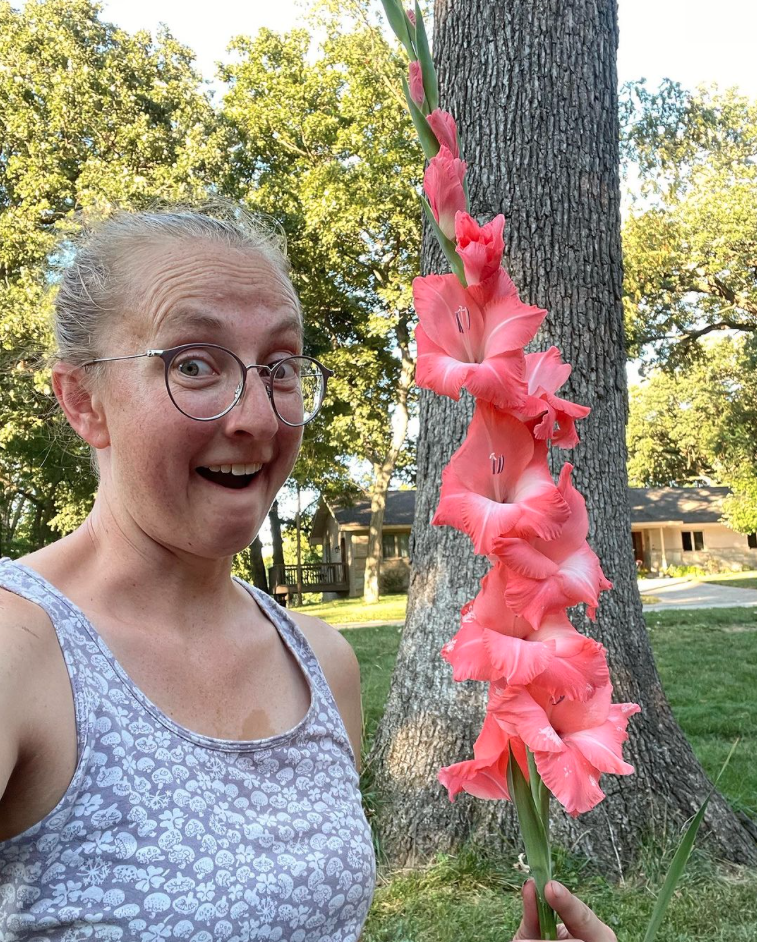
[368,0,757,873]
[363,314,415,604]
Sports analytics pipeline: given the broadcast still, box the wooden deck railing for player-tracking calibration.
[268,562,349,594]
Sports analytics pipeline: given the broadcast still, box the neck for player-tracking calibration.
[33,493,250,636]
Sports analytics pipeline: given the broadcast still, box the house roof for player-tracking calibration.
[331,489,416,528]
[312,485,732,540]
[628,486,731,524]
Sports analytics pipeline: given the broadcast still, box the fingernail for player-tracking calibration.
[549,880,564,898]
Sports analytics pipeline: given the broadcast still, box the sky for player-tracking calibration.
[101,0,757,99]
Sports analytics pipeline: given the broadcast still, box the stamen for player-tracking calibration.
[454,305,471,333]
[489,452,505,475]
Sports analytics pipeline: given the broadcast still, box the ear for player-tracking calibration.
[52,362,111,450]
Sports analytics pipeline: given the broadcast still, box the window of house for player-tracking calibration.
[681,530,704,552]
[748,533,757,549]
[382,533,410,558]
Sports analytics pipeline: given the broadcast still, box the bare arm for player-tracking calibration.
[0,592,39,833]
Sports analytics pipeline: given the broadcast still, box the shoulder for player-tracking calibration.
[287,610,363,767]
[0,587,58,786]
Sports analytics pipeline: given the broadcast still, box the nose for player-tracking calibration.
[222,367,279,440]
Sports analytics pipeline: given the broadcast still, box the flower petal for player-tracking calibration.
[488,686,564,753]
[535,742,606,816]
[531,615,610,700]
[441,616,496,682]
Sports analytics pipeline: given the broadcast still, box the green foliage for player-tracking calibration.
[627,337,757,532]
[0,0,224,554]
[621,80,757,365]
[660,565,708,579]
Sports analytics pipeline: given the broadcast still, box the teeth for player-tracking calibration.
[205,463,263,476]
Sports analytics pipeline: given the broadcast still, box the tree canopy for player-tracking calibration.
[627,336,757,532]
[621,80,757,367]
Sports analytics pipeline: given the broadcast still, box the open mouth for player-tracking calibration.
[196,466,262,490]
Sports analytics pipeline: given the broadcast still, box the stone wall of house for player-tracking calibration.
[641,523,757,572]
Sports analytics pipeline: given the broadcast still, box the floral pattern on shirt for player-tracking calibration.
[0,559,375,942]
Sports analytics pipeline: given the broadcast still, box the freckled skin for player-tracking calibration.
[96,240,304,562]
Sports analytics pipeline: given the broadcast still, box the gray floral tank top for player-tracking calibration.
[0,558,375,942]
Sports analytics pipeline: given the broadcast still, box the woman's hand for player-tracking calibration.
[513,879,617,942]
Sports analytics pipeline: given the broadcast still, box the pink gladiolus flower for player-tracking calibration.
[455,212,505,286]
[423,145,467,240]
[442,565,609,699]
[519,347,591,448]
[408,60,425,105]
[488,683,640,816]
[493,464,613,628]
[433,401,571,553]
[438,712,528,801]
[427,108,459,158]
[414,267,547,407]
[405,7,416,26]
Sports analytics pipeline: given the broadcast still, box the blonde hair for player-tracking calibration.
[49,201,300,477]
[53,202,300,371]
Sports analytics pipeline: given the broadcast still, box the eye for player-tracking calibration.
[176,356,215,377]
[271,358,299,381]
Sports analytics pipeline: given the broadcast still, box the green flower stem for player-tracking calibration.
[508,747,558,941]
[414,1,439,111]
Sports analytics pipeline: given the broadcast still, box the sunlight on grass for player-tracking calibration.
[700,571,757,590]
[292,593,407,625]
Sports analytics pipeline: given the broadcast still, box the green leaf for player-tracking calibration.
[642,739,740,942]
[401,75,440,159]
[420,198,467,285]
[414,2,439,112]
[379,0,416,58]
[507,747,557,941]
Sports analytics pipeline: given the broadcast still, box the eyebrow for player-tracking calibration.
[155,308,303,341]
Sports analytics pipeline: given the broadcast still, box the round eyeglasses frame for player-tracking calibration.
[80,343,334,427]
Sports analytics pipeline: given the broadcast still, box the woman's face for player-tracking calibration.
[92,239,304,560]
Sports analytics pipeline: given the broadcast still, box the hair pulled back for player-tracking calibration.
[53,202,300,371]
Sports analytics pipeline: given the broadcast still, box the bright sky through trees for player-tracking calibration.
[102,0,757,98]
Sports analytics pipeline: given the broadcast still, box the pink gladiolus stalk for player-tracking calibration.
[408,61,425,106]
[379,2,640,937]
[427,108,460,157]
[423,145,467,240]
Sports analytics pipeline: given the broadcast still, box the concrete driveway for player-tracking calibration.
[640,577,757,611]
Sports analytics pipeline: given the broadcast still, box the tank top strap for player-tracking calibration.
[235,578,358,765]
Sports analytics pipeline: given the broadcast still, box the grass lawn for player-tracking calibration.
[701,570,757,590]
[344,609,757,941]
[291,593,407,625]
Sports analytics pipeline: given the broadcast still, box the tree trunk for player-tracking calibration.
[369,0,757,873]
[249,536,269,594]
[269,499,286,568]
[363,315,415,604]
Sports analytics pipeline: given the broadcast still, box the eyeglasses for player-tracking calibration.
[80,343,333,427]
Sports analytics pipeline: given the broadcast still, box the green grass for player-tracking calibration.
[344,611,757,942]
[700,570,757,590]
[292,593,407,625]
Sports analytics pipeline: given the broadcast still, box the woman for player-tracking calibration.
[0,206,616,942]
[0,208,373,941]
